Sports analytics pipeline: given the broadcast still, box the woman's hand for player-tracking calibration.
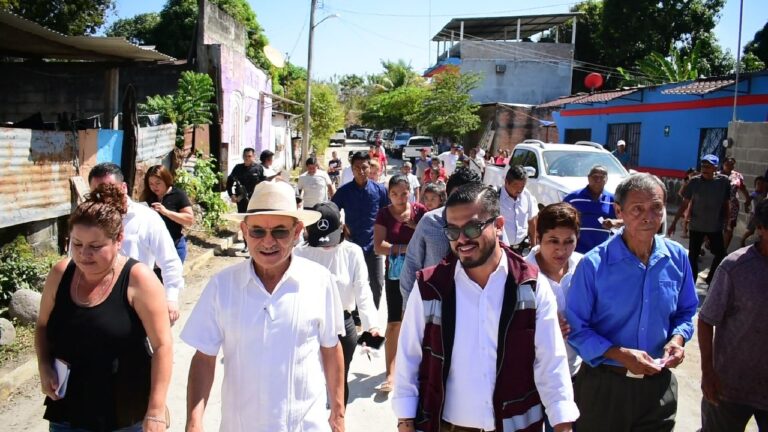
[151,202,167,216]
[39,364,60,400]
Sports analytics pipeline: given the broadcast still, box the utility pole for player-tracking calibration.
[302,0,318,164]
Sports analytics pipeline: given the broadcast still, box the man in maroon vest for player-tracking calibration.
[393,183,579,432]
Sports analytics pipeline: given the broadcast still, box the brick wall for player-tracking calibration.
[728,121,768,239]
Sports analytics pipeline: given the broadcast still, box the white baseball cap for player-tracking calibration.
[617,140,626,147]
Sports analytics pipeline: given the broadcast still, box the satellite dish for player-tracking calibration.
[263,45,285,68]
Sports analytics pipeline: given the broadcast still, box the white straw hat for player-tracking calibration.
[225,181,321,225]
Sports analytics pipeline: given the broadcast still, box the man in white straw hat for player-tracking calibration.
[181,181,347,432]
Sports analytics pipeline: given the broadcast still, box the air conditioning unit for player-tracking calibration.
[495,64,507,74]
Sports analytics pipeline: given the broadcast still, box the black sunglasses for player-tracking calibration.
[443,217,497,241]
[247,226,295,240]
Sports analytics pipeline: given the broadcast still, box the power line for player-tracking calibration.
[287,9,310,61]
[326,3,580,19]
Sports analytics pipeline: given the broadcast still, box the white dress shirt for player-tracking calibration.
[122,199,184,302]
[438,152,459,176]
[405,173,421,203]
[393,255,579,428]
[500,187,539,245]
[181,256,344,432]
[525,246,584,376]
[340,166,354,186]
[293,241,379,331]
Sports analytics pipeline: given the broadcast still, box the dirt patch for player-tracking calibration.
[0,322,35,372]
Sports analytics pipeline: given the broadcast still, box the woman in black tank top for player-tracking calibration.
[35,183,173,432]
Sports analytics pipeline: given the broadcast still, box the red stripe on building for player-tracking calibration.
[560,94,768,117]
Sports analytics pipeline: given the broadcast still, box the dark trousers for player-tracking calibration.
[339,313,359,406]
[574,365,677,432]
[236,198,248,213]
[701,398,768,431]
[688,230,726,284]
[364,252,384,309]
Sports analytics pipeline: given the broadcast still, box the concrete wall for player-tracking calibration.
[459,41,573,105]
[553,74,768,176]
[0,62,188,125]
[728,121,768,239]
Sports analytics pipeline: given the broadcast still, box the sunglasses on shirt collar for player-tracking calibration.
[443,217,497,241]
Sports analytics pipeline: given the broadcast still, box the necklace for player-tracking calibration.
[73,257,121,306]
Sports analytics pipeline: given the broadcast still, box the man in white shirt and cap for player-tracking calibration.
[500,165,539,253]
[88,162,184,323]
[182,181,346,432]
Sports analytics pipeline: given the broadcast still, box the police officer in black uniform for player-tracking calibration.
[226,147,266,213]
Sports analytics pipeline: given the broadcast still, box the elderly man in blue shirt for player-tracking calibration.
[566,173,698,432]
[333,151,390,308]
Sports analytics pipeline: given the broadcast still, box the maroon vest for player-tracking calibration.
[414,245,543,432]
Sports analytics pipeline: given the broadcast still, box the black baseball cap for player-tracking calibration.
[306,202,343,247]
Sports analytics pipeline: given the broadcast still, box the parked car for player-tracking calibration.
[350,128,372,140]
[379,129,394,150]
[390,131,412,158]
[329,128,346,146]
[403,136,435,162]
[483,140,627,204]
[366,130,378,143]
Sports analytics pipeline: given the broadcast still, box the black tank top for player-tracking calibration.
[44,259,152,431]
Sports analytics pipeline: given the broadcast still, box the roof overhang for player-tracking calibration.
[432,13,581,42]
[0,10,175,62]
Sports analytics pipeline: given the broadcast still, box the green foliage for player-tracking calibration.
[0,0,115,35]
[337,74,367,124]
[285,80,344,154]
[370,60,424,93]
[273,61,307,95]
[361,86,427,130]
[741,53,766,73]
[174,154,229,232]
[0,236,59,308]
[151,0,270,69]
[617,42,702,86]
[409,71,481,141]
[105,12,160,45]
[744,21,768,65]
[139,71,216,147]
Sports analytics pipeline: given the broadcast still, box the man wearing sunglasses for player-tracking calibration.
[181,181,347,432]
[394,183,579,432]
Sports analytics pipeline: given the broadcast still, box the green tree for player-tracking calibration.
[285,80,344,153]
[617,42,702,86]
[105,12,160,45]
[337,74,367,125]
[410,71,481,141]
[0,0,115,35]
[744,21,768,65]
[370,60,424,93]
[273,61,307,96]
[361,86,427,130]
[741,52,766,73]
[567,0,606,92]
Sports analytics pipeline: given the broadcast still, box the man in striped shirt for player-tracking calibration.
[564,165,623,254]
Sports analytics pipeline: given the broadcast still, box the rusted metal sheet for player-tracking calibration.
[0,128,77,228]
[136,124,175,163]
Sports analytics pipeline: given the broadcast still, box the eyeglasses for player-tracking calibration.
[443,217,497,241]
[247,226,295,240]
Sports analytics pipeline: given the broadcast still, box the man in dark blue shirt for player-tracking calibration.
[566,173,698,431]
[332,151,389,308]
[564,165,622,254]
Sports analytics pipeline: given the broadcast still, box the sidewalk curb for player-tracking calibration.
[0,231,241,404]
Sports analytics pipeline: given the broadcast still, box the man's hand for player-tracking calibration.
[662,337,685,368]
[168,301,180,325]
[553,422,573,432]
[369,327,381,338]
[397,419,416,432]
[329,411,345,432]
[702,369,722,405]
[613,348,663,376]
[558,313,571,339]
[230,195,240,203]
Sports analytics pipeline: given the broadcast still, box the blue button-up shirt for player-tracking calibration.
[564,186,616,254]
[565,233,698,367]
[332,179,389,255]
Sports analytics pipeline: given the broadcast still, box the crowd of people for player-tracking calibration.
[32,143,767,432]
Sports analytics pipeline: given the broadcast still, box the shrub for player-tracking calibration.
[175,153,229,232]
[0,236,59,309]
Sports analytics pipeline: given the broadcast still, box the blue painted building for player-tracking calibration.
[541,71,768,177]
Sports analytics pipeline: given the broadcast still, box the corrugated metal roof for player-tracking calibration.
[661,79,735,95]
[0,10,175,62]
[0,128,77,228]
[433,13,581,41]
[137,124,176,162]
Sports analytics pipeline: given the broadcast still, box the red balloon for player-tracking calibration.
[584,73,604,90]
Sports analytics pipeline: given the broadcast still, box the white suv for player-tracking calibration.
[483,140,629,205]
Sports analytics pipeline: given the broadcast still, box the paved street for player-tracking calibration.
[0,143,757,431]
